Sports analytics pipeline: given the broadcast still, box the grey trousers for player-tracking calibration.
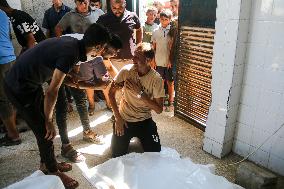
[0,61,15,119]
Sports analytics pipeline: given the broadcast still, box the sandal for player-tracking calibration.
[40,162,72,174]
[88,106,95,116]
[83,129,104,144]
[61,144,85,163]
[50,172,79,189]
[0,134,21,147]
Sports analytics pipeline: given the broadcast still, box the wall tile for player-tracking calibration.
[224,123,236,143]
[250,129,274,153]
[270,136,284,158]
[203,137,213,154]
[216,0,230,21]
[245,43,266,67]
[237,20,250,43]
[254,109,277,133]
[251,0,273,21]
[248,147,269,167]
[271,0,284,22]
[243,65,264,87]
[238,104,256,127]
[247,21,269,44]
[258,90,282,113]
[235,43,247,66]
[227,104,239,125]
[240,0,252,20]
[227,0,242,20]
[264,46,284,72]
[262,69,284,93]
[212,140,223,158]
[267,22,284,46]
[233,139,251,157]
[240,85,260,108]
[222,139,234,156]
[214,21,227,43]
[268,155,284,175]
[234,122,253,144]
[229,85,242,107]
[225,20,240,42]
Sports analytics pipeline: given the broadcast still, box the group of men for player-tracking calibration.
[0,0,179,188]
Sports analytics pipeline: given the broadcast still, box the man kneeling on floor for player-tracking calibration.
[109,43,165,158]
[3,23,111,189]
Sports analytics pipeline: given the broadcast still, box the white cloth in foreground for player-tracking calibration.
[82,147,243,189]
[5,170,64,189]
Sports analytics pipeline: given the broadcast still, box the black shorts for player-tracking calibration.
[156,66,174,82]
[111,118,161,158]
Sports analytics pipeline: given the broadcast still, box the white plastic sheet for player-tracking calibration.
[83,147,243,189]
[5,170,64,189]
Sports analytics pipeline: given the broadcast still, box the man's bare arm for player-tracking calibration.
[55,25,63,37]
[25,33,36,49]
[44,69,66,140]
[136,27,142,44]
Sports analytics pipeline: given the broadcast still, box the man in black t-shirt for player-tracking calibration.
[3,23,110,189]
[0,0,46,53]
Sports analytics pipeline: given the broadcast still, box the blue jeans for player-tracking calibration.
[55,85,90,144]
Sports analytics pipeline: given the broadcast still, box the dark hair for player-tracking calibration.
[135,43,155,60]
[160,9,172,19]
[0,0,10,8]
[74,0,87,3]
[90,0,101,3]
[83,23,110,48]
[109,34,122,50]
[146,6,158,14]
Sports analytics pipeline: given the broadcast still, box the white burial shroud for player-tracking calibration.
[83,147,244,189]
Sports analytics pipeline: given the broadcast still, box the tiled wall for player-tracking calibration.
[233,0,284,175]
[204,0,284,176]
[203,0,250,158]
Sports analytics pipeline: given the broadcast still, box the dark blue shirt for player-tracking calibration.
[42,4,71,37]
[97,10,141,59]
[5,37,86,93]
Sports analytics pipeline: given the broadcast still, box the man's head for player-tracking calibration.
[52,0,63,7]
[146,7,158,24]
[102,34,122,59]
[110,0,126,18]
[74,0,89,14]
[83,23,111,59]
[170,0,179,17]
[160,9,172,28]
[90,0,102,10]
[0,0,11,12]
[133,43,155,72]
[152,1,163,12]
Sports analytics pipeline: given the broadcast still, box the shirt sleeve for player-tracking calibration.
[55,56,75,74]
[133,13,141,29]
[114,67,128,85]
[151,30,157,43]
[14,12,35,35]
[97,9,105,17]
[57,12,71,31]
[153,77,165,98]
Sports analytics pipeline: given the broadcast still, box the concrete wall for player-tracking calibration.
[20,0,76,28]
[204,0,284,176]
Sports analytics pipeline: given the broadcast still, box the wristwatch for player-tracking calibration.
[137,91,144,98]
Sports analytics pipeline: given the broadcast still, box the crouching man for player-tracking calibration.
[109,43,165,158]
[3,23,110,189]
